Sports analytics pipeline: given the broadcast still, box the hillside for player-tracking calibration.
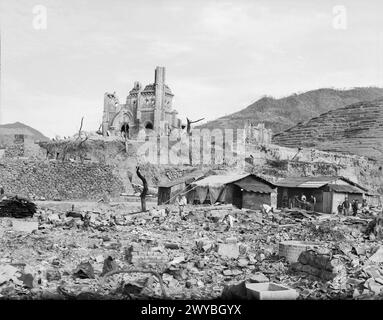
[273,98,383,161]
[0,122,49,141]
[198,87,383,134]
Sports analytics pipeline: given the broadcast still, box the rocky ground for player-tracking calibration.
[0,200,383,300]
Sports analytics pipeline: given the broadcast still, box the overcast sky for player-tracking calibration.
[1,0,383,137]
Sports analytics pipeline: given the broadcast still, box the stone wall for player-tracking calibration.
[0,159,125,200]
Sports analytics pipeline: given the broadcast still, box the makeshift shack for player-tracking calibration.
[275,176,367,214]
[157,170,205,205]
[189,174,277,209]
[365,192,382,207]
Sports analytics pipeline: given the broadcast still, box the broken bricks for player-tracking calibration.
[125,244,169,267]
[292,249,347,282]
[195,238,214,252]
[73,262,95,279]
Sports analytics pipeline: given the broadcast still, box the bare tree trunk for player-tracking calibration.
[186,117,204,165]
[136,166,148,212]
[189,134,193,166]
[78,116,84,139]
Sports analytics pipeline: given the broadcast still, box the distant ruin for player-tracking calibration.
[245,121,272,145]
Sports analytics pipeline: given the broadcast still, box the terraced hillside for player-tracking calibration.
[198,87,383,134]
[273,99,383,161]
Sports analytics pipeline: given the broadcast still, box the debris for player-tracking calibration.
[0,196,36,218]
[73,262,95,279]
[218,239,240,259]
[100,256,118,276]
[368,246,383,263]
[1,197,382,300]
[365,216,383,239]
[196,238,214,252]
[249,272,269,283]
[11,220,38,233]
[0,265,20,285]
[46,269,61,281]
[278,240,319,263]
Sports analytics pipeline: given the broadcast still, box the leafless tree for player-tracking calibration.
[186,117,205,135]
[186,117,204,165]
[136,166,148,212]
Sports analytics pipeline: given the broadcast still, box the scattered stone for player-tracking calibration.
[73,262,95,279]
[100,256,118,276]
[164,243,180,250]
[238,258,249,267]
[218,243,240,259]
[196,238,214,252]
[249,272,269,283]
[46,269,61,281]
[368,246,383,263]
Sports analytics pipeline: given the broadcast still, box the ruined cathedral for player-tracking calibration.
[102,67,182,138]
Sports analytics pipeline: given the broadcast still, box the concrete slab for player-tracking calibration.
[11,220,38,233]
[369,246,383,263]
[218,243,240,259]
[246,282,298,300]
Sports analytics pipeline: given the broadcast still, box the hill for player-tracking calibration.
[0,122,49,141]
[273,98,383,161]
[197,87,383,134]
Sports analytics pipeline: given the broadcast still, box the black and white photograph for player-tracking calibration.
[0,0,382,314]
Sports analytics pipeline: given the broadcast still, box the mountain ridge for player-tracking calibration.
[272,98,383,161]
[197,87,383,134]
[0,122,49,141]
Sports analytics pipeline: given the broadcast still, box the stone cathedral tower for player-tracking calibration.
[102,67,181,138]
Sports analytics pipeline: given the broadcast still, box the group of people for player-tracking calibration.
[337,197,360,216]
[294,194,316,211]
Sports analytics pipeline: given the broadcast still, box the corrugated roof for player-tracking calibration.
[275,176,339,188]
[191,174,250,187]
[327,184,364,194]
[234,181,275,194]
[366,192,381,197]
[275,176,368,192]
[158,170,205,188]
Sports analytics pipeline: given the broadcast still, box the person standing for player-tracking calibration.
[310,195,317,211]
[176,193,187,219]
[300,194,307,209]
[343,197,350,216]
[352,199,359,216]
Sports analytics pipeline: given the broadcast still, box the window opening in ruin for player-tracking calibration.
[145,122,153,130]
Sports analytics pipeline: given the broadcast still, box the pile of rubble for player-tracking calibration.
[0,196,36,218]
[0,201,382,300]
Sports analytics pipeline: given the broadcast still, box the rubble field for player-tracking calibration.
[1,200,383,300]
